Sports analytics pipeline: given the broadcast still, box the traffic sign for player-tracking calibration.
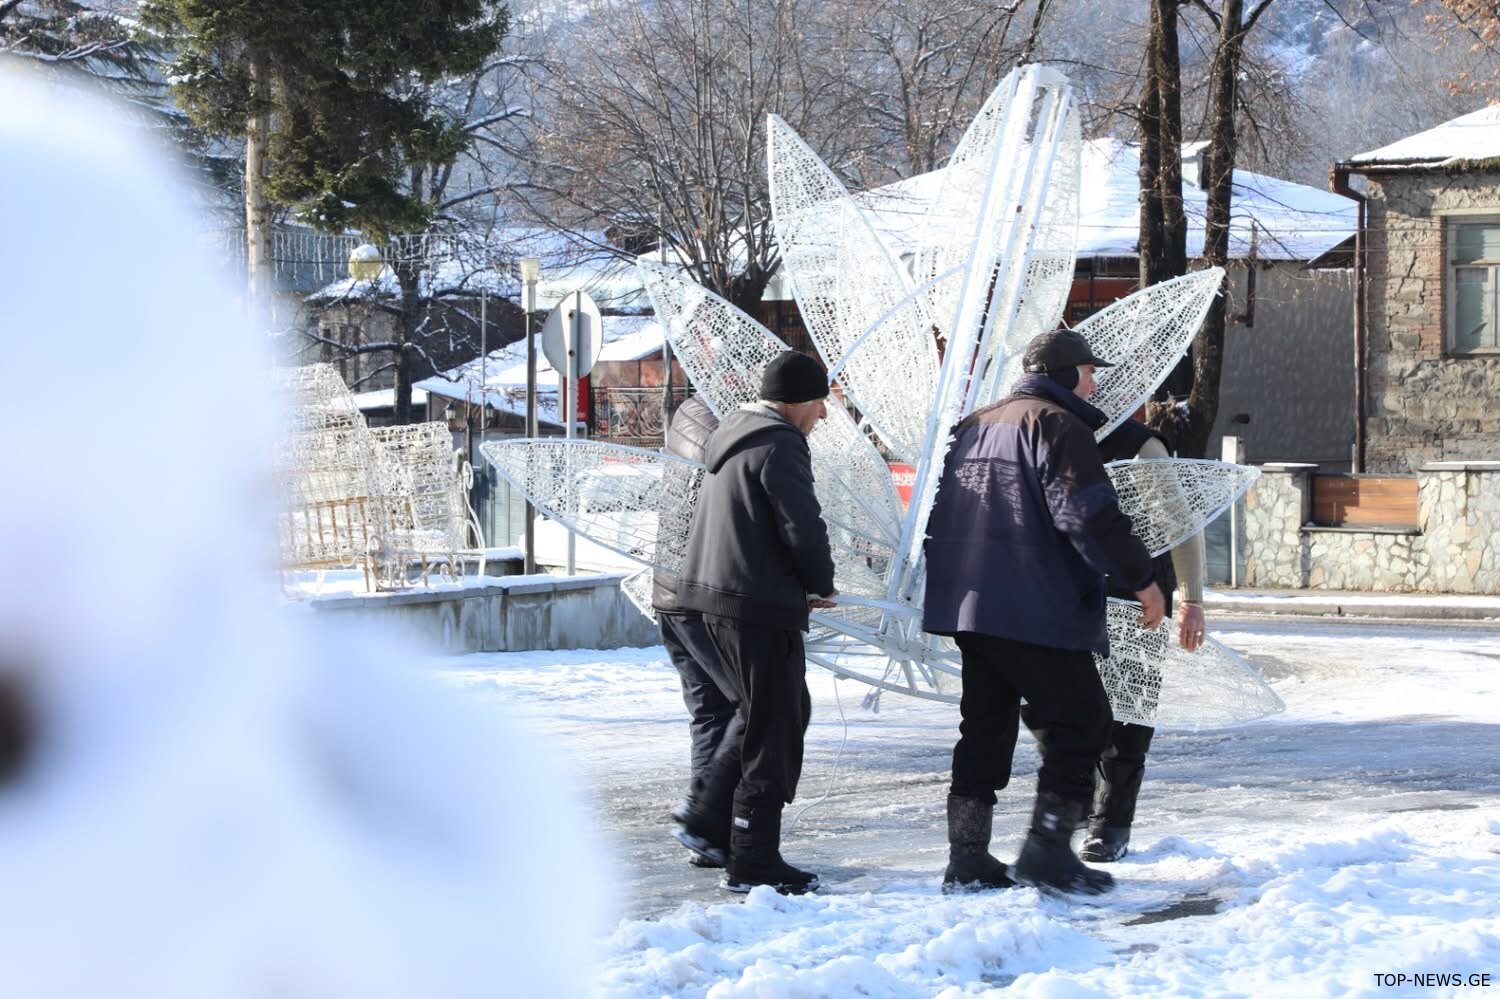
[541,290,603,378]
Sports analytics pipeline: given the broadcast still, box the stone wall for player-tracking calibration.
[1364,170,1500,472]
[306,572,659,652]
[1240,461,1500,592]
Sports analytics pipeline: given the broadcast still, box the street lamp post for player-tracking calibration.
[519,256,541,574]
[348,243,383,395]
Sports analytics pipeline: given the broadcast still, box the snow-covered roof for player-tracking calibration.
[414,315,664,425]
[1350,104,1500,168]
[351,386,428,411]
[856,138,1355,265]
[306,227,654,313]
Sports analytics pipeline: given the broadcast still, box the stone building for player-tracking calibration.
[1342,107,1500,472]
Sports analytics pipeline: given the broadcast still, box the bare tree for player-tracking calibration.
[843,0,1053,180]
[1157,0,1279,458]
[516,0,880,316]
[1138,0,1188,292]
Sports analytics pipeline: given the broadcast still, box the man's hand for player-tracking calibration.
[1134,582,1166,631]
[1176,602,1206,652]
[808,588,839,610]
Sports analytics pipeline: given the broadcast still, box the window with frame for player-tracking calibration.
[1448,220,1500,353]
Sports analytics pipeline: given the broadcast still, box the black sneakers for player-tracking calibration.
[671,824,729,868]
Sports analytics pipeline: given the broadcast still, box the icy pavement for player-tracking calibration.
[441,616,1500,997]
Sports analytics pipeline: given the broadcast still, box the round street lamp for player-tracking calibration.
[348,243,384,282]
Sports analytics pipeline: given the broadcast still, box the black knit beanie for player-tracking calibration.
[759,351,829,403]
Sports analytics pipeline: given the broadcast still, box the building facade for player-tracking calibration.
[1346,105,1500,472]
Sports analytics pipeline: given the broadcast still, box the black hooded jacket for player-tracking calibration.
[676,405,835,631]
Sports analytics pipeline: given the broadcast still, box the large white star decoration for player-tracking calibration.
[484,66,1282,727]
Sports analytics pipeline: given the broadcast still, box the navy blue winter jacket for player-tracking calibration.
[921,375,1154,653]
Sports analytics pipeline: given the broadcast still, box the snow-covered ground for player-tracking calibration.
[443,616,1500,997]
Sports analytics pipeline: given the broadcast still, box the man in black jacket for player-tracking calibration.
[653,394,742,869]
[924,328,1165,895]
[677,351,837,895]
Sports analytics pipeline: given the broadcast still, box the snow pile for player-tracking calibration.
[449,619,1500,997]
[0,64,611,998]
[590,813,1500,997]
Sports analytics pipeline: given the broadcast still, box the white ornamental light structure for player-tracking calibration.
[482,66,1283,728]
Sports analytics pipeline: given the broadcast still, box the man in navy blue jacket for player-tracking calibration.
[924,328,1165,895]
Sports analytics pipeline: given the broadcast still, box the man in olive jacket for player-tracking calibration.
[924,328,1165,896]
[677,350,837,895]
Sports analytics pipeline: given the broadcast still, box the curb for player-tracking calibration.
[1207,598,1500,622]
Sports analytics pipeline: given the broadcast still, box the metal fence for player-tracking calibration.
[592,386,691,449]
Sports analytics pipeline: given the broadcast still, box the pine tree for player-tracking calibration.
[141,0,507,357]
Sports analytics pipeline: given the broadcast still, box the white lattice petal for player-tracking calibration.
[1098,599,1284,728]
[638,259,904,588]
[892,67,1077,602]
[1076,268,1225,439]
[976,105,1084,406]
[1108,458,1261,557]
[273,364,385,569]
[637,260,778,417]
[620,569,656,623]
[911,71,1024,338]
[479,440,680,571]
[766,116,938,462]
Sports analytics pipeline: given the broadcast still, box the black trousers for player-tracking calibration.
[661,611,739,776]
[703,615,811,811]
[950,632,1113,806]
[1091,721,1155,829]
[660,612,742,831]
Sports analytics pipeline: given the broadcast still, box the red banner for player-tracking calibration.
[889,463,915,508]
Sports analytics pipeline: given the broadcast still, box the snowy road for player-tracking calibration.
[442,615,1500,997]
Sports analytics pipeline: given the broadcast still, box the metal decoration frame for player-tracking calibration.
[483,65,1281,728]
[276,363,483,591]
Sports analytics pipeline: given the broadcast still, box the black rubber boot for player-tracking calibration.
[942,794,1016,894]
[672,824,728,867]
[722,805,819,895]
[1012,791,1115,895]
[1080,825,1131,863]
[673,746,740,867]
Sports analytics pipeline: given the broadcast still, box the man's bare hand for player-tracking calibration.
[1134,582,1166,631]
[1176,603,1206,652]
[808,588,839,610]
